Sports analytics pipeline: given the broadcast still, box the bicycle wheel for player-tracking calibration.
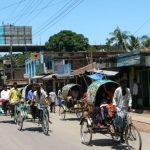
[126,124,142,150]
[17,112,23,131]
[80,118,92,145]
[59,106,66,120]
[110,124,121,142]
[42,113,49,135]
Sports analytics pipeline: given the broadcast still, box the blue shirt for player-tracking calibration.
[27,90,34,101]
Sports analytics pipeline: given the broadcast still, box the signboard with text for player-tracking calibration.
[117,52,140,67]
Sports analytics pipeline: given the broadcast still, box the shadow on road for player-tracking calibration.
[0,120,15,125]
[22,127,43,132]
[63,118,80,121]
[22,127,52,135]
[91,139,128,150]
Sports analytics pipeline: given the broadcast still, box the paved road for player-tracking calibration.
[0,112,149,150]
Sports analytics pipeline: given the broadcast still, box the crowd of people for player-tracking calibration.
[0,82,62,124]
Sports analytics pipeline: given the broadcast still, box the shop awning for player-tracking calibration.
[31,75,44,79]
[93,69,118,76]
[43,74,73,80]
[88,73,104,80]
[42,74,56,80]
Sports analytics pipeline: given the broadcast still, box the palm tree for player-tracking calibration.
[106,27,129,51]
[127,35,141,51]
[140,35,150,49]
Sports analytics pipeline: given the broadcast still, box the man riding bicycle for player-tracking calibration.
[113,78,132,143]
[32,84,52,123]
[9,82,21,116]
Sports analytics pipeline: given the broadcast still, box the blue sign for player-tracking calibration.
[117,52,140,67]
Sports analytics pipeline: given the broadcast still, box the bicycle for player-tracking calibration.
[80,108,142,150]
[111,110,142,150]
[16,102,49,135]
[9,101,23,123]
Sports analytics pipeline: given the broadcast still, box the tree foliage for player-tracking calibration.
[106,27,150,51]
[106,27,129,51]
[0,52,30,68]
[127,35,141,51]
[45,30,89,52]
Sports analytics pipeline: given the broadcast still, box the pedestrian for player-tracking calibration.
[0,84,10,114]
[57,89,62,106]
[132,78,138,109]
[49,91,57,113]
[113,78,132,143]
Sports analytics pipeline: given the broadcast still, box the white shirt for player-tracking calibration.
[113,87,132,112]
[33,90,47,105]
[1,90,10,101]
[57,90,62,97]
[132,83,138,96]
[49,92,57,103]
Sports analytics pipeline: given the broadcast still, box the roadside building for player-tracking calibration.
[100,50,150,108]
[25,51,122,93]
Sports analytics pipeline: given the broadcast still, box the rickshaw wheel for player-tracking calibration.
[59,106,66,120]
[75,109,82,119]
[42,113,49,135]
[17,112,23,131]
[80,118,92,145]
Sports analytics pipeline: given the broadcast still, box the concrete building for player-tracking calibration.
[25,51,121,93]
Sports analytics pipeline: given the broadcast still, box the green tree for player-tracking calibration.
[140,35,150,48]
[127,35,141,51]
[1,52,30,67]
[106,27,129,51]
[45,30,89,51]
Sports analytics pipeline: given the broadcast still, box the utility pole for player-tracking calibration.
[10,24,13,80]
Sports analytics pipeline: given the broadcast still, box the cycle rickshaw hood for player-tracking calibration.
[87,80,119,106]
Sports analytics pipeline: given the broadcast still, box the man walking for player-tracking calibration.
[49,91,57,113]
[132,78,138,109]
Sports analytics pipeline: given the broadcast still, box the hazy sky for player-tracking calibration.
[0,0,150,45]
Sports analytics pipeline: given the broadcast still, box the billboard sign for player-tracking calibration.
[0,25,32,45]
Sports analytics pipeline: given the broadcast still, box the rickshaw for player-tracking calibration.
[16,84,49,135]
[80,80,142,150]
[59,83,83,120]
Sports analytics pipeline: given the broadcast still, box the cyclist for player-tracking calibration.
[32,84,52,123]
[9,82,21,115]
[113,78,132,143]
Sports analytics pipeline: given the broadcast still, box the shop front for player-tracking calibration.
[117,51,150,108]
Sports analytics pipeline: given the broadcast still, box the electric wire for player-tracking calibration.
[14,0,36,23]
[34,0,85,37]
[33,0,83,36]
